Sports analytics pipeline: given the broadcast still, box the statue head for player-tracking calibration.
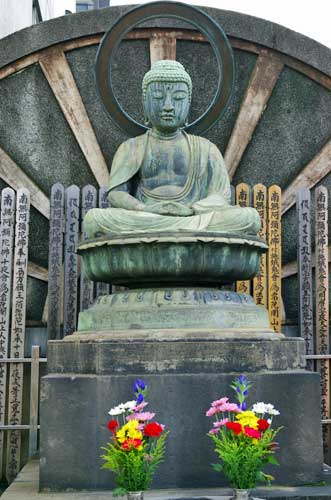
[142,60,192,132]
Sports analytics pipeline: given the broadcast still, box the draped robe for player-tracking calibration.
[84,132,260,237]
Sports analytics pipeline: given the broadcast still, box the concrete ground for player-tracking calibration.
[3,459,331,500]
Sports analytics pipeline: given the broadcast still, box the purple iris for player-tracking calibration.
[133,379,146,393]
[238,374,247,384]
[136,393,144,404]
[241,402,247,410]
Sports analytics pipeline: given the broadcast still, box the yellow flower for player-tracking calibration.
[116,420,143,443]
[236,411,259,430]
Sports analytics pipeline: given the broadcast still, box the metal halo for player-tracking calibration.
[95,1,234,136]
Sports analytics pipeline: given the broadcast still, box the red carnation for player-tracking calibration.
[107,420,119,433]
[244,427,261,439]
[122,438,142,450]
[225,421,242,435]
[144,422,163,437]
[258,419,270,431]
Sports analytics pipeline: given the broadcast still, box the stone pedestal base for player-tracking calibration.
[40,335,323,491]
[77,288,274,333]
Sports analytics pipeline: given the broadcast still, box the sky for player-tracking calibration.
[109,0,331,49]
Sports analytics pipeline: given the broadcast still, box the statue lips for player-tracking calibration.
[161,114,175,121]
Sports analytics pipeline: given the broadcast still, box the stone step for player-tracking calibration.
[2,459,331,500]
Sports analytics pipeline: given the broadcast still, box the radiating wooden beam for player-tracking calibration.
[0,35,102,81]
[39,50,109,187]
[1,31,331,91]
[27,262,48,282]
[225,51,284,179]
[282,140,331,215]
[150,33,176,65]
[0,146,50,219]
[282,246,331,279]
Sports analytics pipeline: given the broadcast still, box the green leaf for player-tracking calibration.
[211,463,223,472]
[267,455,279,465]
[113,487,127,497]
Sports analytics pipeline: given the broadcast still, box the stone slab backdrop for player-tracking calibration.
[0,5,331,324]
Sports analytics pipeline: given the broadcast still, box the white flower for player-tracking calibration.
[252,402,280,416]
[123,400,137,410]
[108,403,126,416]
[252,402,269,414]
[108,400,137,416]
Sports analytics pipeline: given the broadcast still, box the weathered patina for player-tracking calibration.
[84,60,260,237]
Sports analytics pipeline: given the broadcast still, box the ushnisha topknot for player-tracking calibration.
[142,60,192,102]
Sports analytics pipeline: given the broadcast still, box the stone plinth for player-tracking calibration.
[40,334,323,491]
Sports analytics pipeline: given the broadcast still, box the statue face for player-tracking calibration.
[144,81,190,132]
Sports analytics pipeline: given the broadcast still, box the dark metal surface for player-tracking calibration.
[95,1,234,136]
[95,187,111,298]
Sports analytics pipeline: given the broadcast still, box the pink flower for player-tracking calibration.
[127,412,155,422]
[134,402,148,412]
[207,402,240,415]
[206,407,220,417]
[211,397,229,407]
[208,428,219,434]
[223,403,241,412]
[213,418,229,428]
[215,403,240,412]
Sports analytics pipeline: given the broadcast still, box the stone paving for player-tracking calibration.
[3,459,331,500]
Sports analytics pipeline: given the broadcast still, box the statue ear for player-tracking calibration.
[143,97,151,127]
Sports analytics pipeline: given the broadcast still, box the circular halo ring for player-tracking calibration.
[95,1,234,136]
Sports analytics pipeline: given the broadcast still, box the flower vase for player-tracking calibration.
[127,491,144,500]
[231,489,251,500]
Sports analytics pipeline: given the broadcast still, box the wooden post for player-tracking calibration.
[0,188,16,480]
[297,188,313,368]
[253,184,267,307]
[314,186,330,462]
[96,187,111,298]
[63,186,80,337]
[236,183,251,295]
[6,189,30,483]
[47,183,64,340]
[28,346,40,459]
[268,185,282,333]
[80,185,97,312]
[230,185,235,206]
[150,33,176,65]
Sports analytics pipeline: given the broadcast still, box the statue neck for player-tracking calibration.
[150,128,182,141]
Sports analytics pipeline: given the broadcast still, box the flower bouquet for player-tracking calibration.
[207,375,282,498]
[101,379,169,498]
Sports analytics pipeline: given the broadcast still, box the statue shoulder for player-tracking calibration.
[114,133,147,157]
[109,133,148,191]
[185,133,223,157]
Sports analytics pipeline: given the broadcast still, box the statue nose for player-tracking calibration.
[163,93,174,112]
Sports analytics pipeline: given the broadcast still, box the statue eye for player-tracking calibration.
[173,92,187,100]
[152,92,164,99]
